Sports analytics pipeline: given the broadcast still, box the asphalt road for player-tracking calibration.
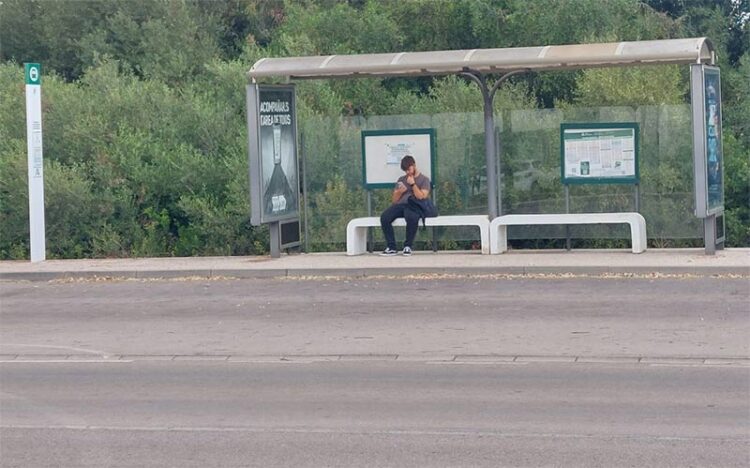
[1,361,749,467]
[1,276,748,358]
[1,276,748,466]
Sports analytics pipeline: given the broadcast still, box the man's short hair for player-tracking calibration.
[400,155,416,171]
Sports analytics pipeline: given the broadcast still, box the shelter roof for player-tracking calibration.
[249,38,714,80]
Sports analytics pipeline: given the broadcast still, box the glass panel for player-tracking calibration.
[299,104,700,251]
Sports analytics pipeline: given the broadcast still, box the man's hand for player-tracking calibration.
[392,182,407,204]
[406,175,415,186]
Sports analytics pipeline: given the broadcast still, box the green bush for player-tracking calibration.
[0,1,747,258]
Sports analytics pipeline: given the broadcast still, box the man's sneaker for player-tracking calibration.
[402,246,412,256]
[380,247,398,256]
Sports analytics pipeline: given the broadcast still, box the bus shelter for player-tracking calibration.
[248,38,722,254]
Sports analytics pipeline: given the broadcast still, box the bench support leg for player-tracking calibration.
[490,225,508,254]
[347,226,368,256]
[630,221,647,254]
[479,225,490,255]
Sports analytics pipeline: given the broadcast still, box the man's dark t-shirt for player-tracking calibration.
[394,173,430,205]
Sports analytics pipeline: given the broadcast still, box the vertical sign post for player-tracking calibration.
[25,63,45,262]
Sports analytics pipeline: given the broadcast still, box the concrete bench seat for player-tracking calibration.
[347,215,490,256]
[490,213,647,254]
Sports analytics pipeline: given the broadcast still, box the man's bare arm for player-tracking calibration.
[412,183,429,200]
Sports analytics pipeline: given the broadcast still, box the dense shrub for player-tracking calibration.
[0,0,747,258]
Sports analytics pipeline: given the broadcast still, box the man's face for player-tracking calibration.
[405,164,416,176]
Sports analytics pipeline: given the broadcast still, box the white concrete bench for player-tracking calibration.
[490,213,647,254]
[347,216,491,256]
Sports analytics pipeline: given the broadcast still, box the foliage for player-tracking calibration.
[573,65,685,107]
[0,0,748,258]
[0,58,263,258]
[723,131,750,246]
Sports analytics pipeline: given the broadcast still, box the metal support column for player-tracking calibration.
[564,184,571,251]
[301,131,310,253]
[269,221,281,258]
[717,214,725,250]
[634,184,640,212]
[366,191,374,253]
[431,185,438,252]
[704,214,716,255]
[461,69,528,219]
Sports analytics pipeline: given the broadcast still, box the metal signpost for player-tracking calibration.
[690,64,725,255]
[25,63,46,262]
[560,123,640,249]
[247,84,301,257]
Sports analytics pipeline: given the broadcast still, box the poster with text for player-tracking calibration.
[248,85,299,225]
[561,123,639,185]
[361,129,435,189]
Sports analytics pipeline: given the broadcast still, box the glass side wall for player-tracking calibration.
[299,105,700,251]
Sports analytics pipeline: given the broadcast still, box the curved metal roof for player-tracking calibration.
[249,37,714,80]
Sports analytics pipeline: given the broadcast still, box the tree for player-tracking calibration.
[1,0,748,257]
[0,0,110,80]
[645,0,749,64]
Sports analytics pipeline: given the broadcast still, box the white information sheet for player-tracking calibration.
[562,127,637,181]
[363,131,433,187]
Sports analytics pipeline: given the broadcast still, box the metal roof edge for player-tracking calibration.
[248,38,715,80]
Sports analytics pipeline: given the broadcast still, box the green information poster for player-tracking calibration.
[560,123,639,185]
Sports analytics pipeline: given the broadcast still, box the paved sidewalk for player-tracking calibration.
[1,248,748,281]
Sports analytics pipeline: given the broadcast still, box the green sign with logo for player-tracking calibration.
[25,63,41,85]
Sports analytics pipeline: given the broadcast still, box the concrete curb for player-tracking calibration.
[1,353,748,366]
[2,265,748,282]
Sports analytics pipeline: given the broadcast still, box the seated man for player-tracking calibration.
[379,155,431,256]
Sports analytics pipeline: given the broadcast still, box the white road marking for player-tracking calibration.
[0,360,132,364]
[0,343,110,358]
[1,424,746,443]
[427,361,529,366]
[0,355,746,366]
[226,360,310,364]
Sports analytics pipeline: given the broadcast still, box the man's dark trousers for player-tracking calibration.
[380,203,421,250]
